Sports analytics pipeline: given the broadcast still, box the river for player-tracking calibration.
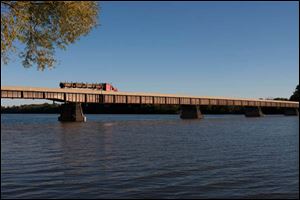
[1,114,299,199]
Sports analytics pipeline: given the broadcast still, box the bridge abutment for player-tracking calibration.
[244,106,264,117]
[58,103,86,122]
[284,108,299,116]
[180,105,203,119]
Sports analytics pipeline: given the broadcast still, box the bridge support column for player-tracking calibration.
[58,103,86,122]
[244,106,264,117]
[180,105,203,119]
[284,108,299,116]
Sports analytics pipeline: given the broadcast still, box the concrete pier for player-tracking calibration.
[58,103,86,122]
[244,106,264,117]
[180,105,203,119]
[284,108,299,116]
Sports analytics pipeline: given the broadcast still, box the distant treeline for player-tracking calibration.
[1,103,60,114]
[1,103,292,114]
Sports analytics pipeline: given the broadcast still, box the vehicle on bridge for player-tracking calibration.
[59,82,118,92]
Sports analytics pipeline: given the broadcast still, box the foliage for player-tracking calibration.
[289,85,299,101]
[1,103,60,113]
[1,1,99,70]
[273,97,289,101]
[1,103,288,114]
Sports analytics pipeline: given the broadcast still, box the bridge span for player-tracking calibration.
[1,86,299,122]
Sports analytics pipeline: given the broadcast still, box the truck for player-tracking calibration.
[59,82,118,92]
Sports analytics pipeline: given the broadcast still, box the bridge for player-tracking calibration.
[1,86,299,122]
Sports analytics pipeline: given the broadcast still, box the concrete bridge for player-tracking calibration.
[1,86,299,122]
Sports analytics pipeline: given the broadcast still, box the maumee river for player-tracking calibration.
[1,114,299,199]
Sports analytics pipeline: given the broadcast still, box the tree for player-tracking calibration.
[273,97,288,101]
[1,1,99,70]
[290,84,299,101]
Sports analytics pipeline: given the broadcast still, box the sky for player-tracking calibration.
[1,1,299,106]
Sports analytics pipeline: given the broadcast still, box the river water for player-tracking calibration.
[1,114,299,199]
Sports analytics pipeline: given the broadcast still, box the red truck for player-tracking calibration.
[59,82,118,92]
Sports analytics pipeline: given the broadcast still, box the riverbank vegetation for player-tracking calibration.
[0,102,291,115]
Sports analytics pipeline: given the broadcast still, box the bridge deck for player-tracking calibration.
[1,86,299,108]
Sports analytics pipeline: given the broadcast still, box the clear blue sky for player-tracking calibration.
[1,1,299,106]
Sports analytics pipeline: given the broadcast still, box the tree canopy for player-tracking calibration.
[1,1,99,70]
[289,84,299,101]
[273,97,289,101]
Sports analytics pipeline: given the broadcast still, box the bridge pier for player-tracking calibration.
[180,105,203,119]
[284,108,299,116]
[58,103,86,122]
[244,106,264,117]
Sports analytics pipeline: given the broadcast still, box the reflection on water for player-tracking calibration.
[1,114,299,199]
